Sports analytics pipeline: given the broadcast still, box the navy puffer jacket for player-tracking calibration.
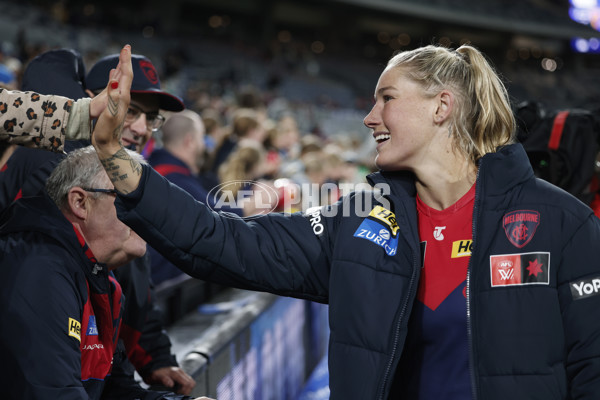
[116,143,600,399]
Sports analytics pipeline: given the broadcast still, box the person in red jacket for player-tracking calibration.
[0,145,184,399]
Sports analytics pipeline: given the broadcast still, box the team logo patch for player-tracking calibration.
[139,60,159,84]
[354,219,398,256]
[68,317,81,342]
[368,206,399,236]
[502,210,540,248]
[86,315,98,336]
[490,252,550,287]
[451,240,472,258]
[570,275,600,300]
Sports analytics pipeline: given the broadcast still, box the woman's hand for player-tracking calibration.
[91,44,132,152]
[91,44,143,194]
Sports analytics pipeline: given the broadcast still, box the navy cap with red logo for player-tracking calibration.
[85,53,184,112]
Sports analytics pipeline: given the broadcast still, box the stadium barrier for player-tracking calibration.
[155,287,329,399]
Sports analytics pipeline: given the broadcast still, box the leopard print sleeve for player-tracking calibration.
[0,88,73,152]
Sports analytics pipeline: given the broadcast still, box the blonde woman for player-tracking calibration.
[95,44,600,399]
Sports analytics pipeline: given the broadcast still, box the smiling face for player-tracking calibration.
[121,93,160,153]
[363,67,441,172]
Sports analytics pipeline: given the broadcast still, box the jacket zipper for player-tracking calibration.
[467,164,483,400]
[377,205,419,400]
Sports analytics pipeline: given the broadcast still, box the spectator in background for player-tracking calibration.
[94,44,600,399]
[209,107,267,174]
[217,140,280,217]
[198,107,227,190]
[0,64,15,89]
[147,110,212,285]
[273,113,301,160]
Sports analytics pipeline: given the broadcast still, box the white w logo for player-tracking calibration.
[499,268,514,280]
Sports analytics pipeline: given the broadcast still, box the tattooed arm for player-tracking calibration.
[91,45,142,194]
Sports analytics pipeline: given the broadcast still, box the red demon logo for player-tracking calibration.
[139,60,159,84]
[503,210,540,248]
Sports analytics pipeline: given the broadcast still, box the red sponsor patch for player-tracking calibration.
[490,252,550,287]
[502,210,540,248]
[139,60,159,84]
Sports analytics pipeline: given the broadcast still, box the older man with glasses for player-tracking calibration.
[0,146,154,399]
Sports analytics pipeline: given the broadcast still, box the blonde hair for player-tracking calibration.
[386,44,515,163]
[218,141,265,197]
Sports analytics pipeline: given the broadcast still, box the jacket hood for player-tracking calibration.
[0,194,72,239]
[0,194,110,289]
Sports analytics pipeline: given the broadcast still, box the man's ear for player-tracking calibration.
[66,187,90,220]
[182,132,194,147]
[434,90,454,124]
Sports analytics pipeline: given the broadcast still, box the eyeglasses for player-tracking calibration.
[125,103,165,132]
[82,187,118,196]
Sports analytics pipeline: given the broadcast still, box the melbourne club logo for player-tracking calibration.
[138,60,159,84]
[502,210,540,248]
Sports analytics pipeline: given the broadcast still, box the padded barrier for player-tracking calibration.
[161,288,329,399]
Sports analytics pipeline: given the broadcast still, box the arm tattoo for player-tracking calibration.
[99,147,142,193]
[107,95,119,116]
[106,96,124,139]
[113,118,124,140]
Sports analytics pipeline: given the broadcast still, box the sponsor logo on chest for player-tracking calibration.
[451,240,473,258]
[68,317,81,342]
[353,207,399,256]
[86,315,98,336]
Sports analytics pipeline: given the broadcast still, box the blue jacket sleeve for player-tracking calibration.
[116,165,334,303]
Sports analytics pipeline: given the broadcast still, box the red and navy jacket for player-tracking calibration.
[0,195,188,399]
[0,141,180,381]
[116,143,600,399]
[147,148,209,202]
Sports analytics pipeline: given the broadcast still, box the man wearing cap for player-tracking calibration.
[86,52,198,394]
[85,53,185,155]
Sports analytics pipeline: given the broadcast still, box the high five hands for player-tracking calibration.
[91,44,142,194]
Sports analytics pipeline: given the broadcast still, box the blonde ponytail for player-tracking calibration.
[386,44,515,163]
